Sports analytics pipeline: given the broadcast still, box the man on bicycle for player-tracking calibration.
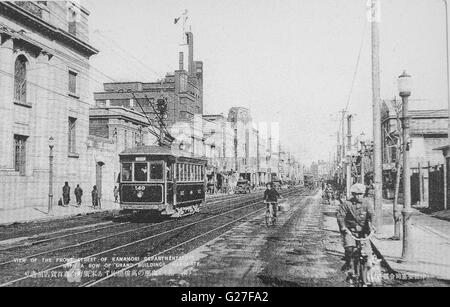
[336,183,374,272]
[264,182,280,217]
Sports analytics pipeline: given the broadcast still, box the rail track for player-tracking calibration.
[0,190,265,252]
[0,187,308,287]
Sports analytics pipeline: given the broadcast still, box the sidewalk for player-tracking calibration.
[0,192,256,226]
[0,199,120,226]
[371,200,450,281]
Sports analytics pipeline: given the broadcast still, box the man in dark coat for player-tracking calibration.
[91,185,99,208]
[62,182,70,207]
[74,184,83,207]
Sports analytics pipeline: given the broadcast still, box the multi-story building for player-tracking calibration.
[93,31,203,133]
[0,1,98,210]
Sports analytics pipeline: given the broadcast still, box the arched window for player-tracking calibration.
[14,55,27,103]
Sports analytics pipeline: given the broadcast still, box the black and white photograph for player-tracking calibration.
[0,0,449,291]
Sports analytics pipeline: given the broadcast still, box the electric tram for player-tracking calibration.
[119,145,207,217]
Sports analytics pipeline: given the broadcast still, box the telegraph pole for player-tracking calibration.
[346,114,353,198]
[337,131,341,185]
[399,71,414,261]
[371,0,383,230]
[340,109,346,194]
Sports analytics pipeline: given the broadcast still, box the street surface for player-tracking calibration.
[0,188,448,287]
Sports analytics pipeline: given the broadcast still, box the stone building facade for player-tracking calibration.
[0,1,98,210]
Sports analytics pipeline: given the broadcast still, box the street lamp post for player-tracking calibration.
[48,137,55,214]
[398,71,414,261]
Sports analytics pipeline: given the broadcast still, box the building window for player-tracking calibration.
[14,55,27,104]
[68,70,77,96]
[14,134,27,175]
[68,117,77,153]
[68,9,77,36]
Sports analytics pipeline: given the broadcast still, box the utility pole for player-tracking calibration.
[340,109,347,194]
[346,114,353,198]
[399,70,413,261]
[371,0,383,230]
[337,131,341,185]
[360,140,365,185]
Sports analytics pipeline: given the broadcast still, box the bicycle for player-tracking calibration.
[264,201,277,227]
[347,229,375,287]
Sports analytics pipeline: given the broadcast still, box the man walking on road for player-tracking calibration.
[74,184,83,207]
[62,182,71,207]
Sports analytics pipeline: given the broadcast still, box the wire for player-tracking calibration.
[337,20,368,136]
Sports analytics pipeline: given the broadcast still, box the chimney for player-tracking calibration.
[186,32,194,75]
[179,51,184,70]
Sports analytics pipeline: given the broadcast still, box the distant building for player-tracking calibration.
[93,32,203,130]
[87,106,157,201]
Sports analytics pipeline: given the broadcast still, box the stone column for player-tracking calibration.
[0,34,14,169]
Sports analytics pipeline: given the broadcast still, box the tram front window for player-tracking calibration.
[150,163,163,180]
[122,163,132,182]
[134,163,148,181]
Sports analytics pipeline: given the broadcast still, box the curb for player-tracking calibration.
[369,239,396,274]
[0,208,120,227]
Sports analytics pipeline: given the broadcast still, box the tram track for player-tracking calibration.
[85,191,309,287]
[0,188,305,286]
[0,192,267,265]
[0,190,264,252]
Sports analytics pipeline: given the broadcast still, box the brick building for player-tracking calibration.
[93,32,203,132]
[0,1,98,210]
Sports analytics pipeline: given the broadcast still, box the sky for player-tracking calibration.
[80,0,449,165]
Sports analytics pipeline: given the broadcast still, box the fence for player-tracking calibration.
[429,164,445,212]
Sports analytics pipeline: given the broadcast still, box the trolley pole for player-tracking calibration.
[371,0,383,231]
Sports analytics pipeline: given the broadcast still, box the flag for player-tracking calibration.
[174,9,188,25]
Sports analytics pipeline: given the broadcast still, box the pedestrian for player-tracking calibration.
[113,186,119,203]
[74,184,83,207]
[62,182,70,207]
[92,185,99,208]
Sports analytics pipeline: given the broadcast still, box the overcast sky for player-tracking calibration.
[82,0,448,165]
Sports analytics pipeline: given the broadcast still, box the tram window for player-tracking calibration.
[150,163,163,180]
[196,165,200,181]
[134,162,148,181]
[177,164,181,181]
[167,164,173,181]
[122,163,132,181]
[187,165,191,182]
[191,165,195,181]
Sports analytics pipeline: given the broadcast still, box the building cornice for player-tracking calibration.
[0,2,98,57]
